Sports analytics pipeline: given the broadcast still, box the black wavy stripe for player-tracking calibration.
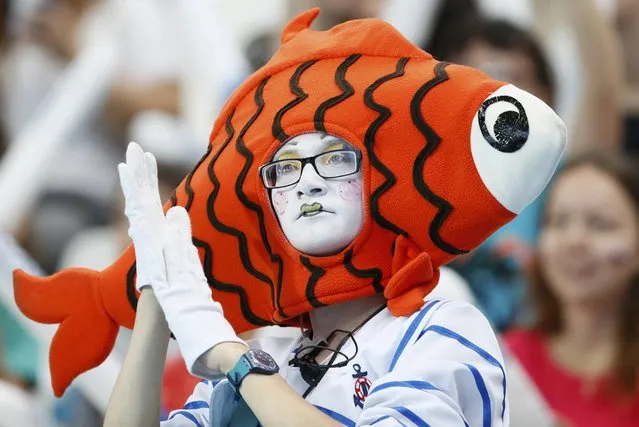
[169,191,177,207]
[343,249,383,293]
[410,62,468,255]
[184,144,213,212]
[235,77,287,319]
[300,256,326,308]
[314,54,362,132]
[364,57,410,237]
[193,237,270,326]
[205,107,272,325]
[126,263,138,311]
[272,60,319,142]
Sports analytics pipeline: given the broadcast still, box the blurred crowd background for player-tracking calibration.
[0,0,638,426]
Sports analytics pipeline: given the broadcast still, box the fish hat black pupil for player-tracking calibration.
[478,95,530,153]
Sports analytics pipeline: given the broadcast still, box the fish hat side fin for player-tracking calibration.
[13,268,118,396]
[280,7,320,44]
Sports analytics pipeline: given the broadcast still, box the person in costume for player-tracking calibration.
[14,8,566,426]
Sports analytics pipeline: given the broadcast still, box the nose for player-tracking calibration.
[562,222,588,250]
[296,164,328,198]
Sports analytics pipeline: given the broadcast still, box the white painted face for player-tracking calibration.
[263,132,364,256]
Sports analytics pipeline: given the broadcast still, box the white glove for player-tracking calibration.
[161,206,245,378]
[118,142,168,291]
[119,142,245,378]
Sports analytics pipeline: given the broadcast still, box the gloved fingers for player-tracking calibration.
[164,207,210,290]
[117,162,137,205]
[126,142,148,189]
[166,206,193,242]
[164,206,192,282]
[144,151,162,206]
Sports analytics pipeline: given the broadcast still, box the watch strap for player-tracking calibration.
[227,353,253,393]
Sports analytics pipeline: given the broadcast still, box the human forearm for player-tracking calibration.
[533,0,624,154]
[240,373,340,427]
[203,345,340,427]
[565,0,623,153]
[104,289,170,427]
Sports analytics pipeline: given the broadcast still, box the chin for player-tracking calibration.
[554,281,610,305]
[291,231,356,256]
[285,217,361,256]
[296,239,351,256]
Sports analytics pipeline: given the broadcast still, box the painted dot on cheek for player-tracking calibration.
[273,192,289,215]
[338,180,362,201]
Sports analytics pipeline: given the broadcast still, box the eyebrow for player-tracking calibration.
[323,140,345,151]
[273,137,347,161]
[275,150,300,160]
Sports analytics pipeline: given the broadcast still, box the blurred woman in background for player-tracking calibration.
[505,153,639,427]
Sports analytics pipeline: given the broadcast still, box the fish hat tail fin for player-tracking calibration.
[13,268,118,397]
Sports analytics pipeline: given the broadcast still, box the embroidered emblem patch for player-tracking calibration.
[352,364,372,408]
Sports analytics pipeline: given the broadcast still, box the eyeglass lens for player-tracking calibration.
[262,150,358,189]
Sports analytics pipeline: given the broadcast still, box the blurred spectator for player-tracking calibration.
[58,158,188,301]
[423,0,624,155]
[245,0,385,73]
[0,279,37,427]
[244,30,280,74]
[430,17,554,331]
[0,303,37,390]
[530,0,624,155]
[616,0,639,152]
[503,344,556,427]
[421,0,480,63]
[505,152,639,427]
[288,0,385,30]
[443,19,554,106]
[1,0,200,272]
[0,378,37,427]
[0,0,7,155]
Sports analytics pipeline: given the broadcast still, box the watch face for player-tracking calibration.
[248,349,278,370]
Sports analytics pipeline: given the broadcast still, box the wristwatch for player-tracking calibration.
[226,349,279,395]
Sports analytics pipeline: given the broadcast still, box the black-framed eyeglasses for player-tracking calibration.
[259,149,362,189]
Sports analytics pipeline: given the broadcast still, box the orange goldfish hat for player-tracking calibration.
[13,8,566,396]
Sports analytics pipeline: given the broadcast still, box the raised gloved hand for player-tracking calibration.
[161,206,246,378]
[117,142,167,291]
[118,142,246,378]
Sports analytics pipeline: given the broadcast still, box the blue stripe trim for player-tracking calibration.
[168,411,203,427]
[371,381,468,426]
[371,415,391,425]
[314,405,355,427]
[391,406,430,427]
[182,400,209,410]
[419,325,507,421]
[465,364,491,427]
[371,415,407,427]
[389,300,441,371]
[370,380,440,395]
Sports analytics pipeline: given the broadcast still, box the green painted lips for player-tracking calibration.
[300,202,323,217]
